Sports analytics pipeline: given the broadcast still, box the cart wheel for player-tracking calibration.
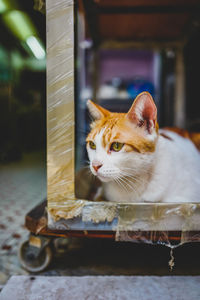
[18,240,53,273]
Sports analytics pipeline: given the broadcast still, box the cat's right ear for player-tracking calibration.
[126,92,157,134]
[87,100,110,120]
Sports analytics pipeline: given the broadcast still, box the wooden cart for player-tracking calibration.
[19,0,200,273]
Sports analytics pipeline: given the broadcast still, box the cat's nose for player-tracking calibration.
[92,162,103,172]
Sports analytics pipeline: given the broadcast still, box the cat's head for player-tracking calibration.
[86,92,159,183]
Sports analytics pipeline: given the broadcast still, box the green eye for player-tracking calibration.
[89,141,96,150]
[110,142,124,152]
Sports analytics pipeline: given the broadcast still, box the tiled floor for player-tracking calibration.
[0,152,46,285]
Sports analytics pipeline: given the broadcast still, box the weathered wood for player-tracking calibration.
[25,201,115,239]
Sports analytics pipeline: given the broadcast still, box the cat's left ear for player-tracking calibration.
[87,100,110,120]
[127,92,157,134]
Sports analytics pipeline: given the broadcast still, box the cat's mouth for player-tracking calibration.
[90,165,116,182]
[97,174,113,182]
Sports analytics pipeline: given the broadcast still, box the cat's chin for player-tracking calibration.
[97,174,113,182]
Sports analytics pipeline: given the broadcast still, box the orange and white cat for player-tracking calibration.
[86,92,200,203]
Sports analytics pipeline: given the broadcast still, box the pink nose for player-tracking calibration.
[92,162,103,172]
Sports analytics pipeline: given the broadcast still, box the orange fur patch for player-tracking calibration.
[86,112,158,153]
[164,127,200,151]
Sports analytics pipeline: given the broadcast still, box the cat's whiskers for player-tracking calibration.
[120,170,147,186]
[81,162,97,181]
[118,170,150,198]
[114,175,131,193]
[113,176,129,194]
[82,165,90,170]
[122,166,156,177]
[121,176,143,192]
[117,176,133,191]
[121,170,142,181]
[121,169,154,186]
[114,174,140,198]
[119,174,141,197]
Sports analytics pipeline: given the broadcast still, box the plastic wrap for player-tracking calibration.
[47,0,75,204]
[46,0,200,248]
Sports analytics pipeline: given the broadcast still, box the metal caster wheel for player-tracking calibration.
[18,238,53,273]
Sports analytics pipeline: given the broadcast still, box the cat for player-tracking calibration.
[86,92,200,203]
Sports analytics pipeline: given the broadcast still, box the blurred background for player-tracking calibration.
[0,0,46,286]
[0,0,45,163]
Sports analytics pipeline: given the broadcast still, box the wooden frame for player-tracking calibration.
[47,0,75,205]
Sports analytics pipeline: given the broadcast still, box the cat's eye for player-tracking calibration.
[89,141,96,150]
[110,142,124,152]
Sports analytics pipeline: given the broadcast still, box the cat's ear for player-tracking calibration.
[87,100,110,120]
[127,92,157,134]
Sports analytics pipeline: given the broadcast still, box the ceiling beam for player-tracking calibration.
[97,5,200,14]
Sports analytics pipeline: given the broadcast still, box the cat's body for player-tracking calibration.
[86,92,200,203]
[104,129,200,203]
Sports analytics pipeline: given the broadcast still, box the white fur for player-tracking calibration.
[88,105,101,120]
[87,129,121,182]
[134,98,145,121]
[87,129,200,203]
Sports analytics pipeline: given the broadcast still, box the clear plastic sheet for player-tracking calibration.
[46,0,200,249]
[47,0,75,205]
[48,172,200,248]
